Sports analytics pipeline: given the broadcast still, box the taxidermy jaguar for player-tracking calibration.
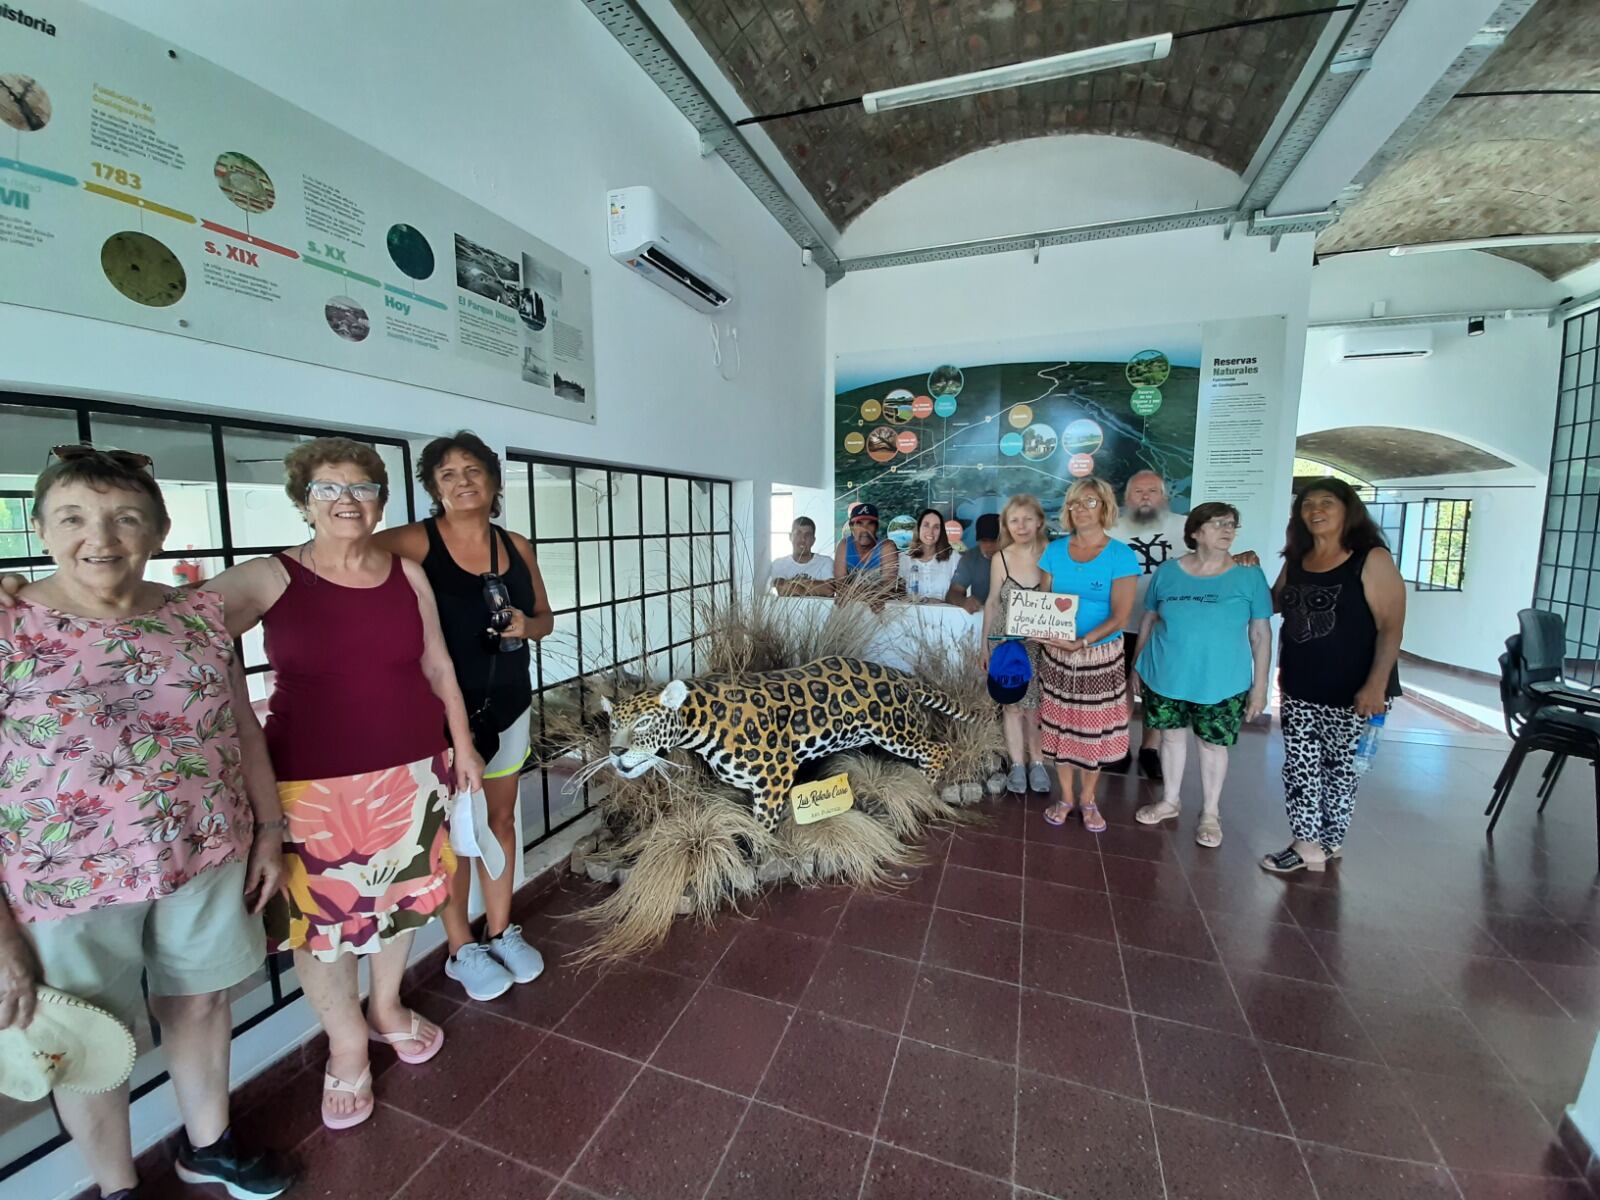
[599,655,975,832]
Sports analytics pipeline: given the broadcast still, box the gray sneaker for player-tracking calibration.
[1028,762,1052,793]
[488,924,546,984]
[445,942,515,1001]
[1006,763,1026,794]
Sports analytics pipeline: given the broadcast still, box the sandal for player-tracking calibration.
[322,1066,374,1130]
[1044,800,1073,827]
[1259,844,1325,875]
[1081,802,1107,834]
[1195,814,1222,849]
[1135,801,1181,826]
[368,1012,445,1065]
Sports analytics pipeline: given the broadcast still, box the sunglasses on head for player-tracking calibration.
[50,443,154,471]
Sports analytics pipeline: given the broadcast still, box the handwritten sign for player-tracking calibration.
[1003,591,1078,641]
[791,773,855,825]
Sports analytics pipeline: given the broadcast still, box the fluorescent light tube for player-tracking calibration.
[1389,232,1600,256]
[861,33,1173,115]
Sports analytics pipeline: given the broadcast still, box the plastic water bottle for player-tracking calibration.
[1352,714,1385,775]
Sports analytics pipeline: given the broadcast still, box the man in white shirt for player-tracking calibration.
[1121,471,1258,778]
[771,517,834,596]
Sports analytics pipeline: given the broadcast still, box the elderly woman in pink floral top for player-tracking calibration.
[0,447,296,1200]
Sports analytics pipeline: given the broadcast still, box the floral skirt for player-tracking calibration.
[1038,638,1130,769]
[265,752,455,961]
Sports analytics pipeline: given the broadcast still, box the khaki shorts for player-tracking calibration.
[20,861,265,1032]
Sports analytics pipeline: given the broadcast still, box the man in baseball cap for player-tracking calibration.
[946,512,1000,613]
[832,501,898,605]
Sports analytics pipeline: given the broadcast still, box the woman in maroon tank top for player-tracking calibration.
[214,438,482,1131]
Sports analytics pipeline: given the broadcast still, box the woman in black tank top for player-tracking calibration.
[1261,479,1406,877]
[373,432,553,1001]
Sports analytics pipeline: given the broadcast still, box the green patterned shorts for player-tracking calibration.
[1141,685,1250,747]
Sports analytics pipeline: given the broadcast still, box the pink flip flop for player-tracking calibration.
[322,1066,374,1130]
[368,1013,445,1065]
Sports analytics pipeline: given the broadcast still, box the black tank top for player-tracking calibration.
[420,518,535,722]
[1278,548,1401,707]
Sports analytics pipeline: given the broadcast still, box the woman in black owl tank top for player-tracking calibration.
[1261,479,1405,876]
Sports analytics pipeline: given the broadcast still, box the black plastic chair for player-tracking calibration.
[1486,611,1600,869]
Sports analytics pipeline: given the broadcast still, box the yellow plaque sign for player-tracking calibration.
[791,773,855,825]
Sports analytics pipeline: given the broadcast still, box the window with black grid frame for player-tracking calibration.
[1411,498,1471,592]
[501,455,734,851]
[1536,307,1600,687]
[0,392,413,1184]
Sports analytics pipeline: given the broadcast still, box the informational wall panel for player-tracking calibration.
[0,0,596,422]
[834,316,1287,548]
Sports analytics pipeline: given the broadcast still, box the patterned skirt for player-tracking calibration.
[265,751,456,961]
[1038,637,1130,768]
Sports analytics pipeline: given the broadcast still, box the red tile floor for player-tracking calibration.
[134,722,1600,1200]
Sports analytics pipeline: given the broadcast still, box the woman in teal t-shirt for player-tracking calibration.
[1131,501,1272,848]
[1036,477,1140,832]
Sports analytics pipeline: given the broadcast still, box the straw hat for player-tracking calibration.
[0,986,137,1101]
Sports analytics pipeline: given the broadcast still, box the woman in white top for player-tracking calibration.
[899,507,960,601]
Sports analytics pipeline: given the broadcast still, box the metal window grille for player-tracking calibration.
[504,454,734,850]
[0,391,413,1182]
[1411,498,1471,593]
[1534,308,1600,687]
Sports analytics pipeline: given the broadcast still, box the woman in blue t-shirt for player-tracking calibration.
[1130,502,1272,849]
[1036,477,1140,832]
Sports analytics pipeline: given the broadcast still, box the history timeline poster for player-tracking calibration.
[0,0,596,422]
[833,316,1286,551]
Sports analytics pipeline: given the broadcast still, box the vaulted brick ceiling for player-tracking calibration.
[1317,0,1600,280]
[672,0,1333,228]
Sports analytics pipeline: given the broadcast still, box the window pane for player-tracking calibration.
[542,612,579,684]
[612,472,641,537]
[223,429,312,548]
[502,459,532,540]
[715,481,731,531]
[579,541,612,607]
[614,537,644,598]
[642,474,667,534]
[542,541,577,612]
[615,600,644,663]
[667,476,690,534]
[581,608,613,672]
[532,462,574,541]
[576,467,610,538]
[646,593,670,651]
[644,538,669,593]
[691,479,712,533]
[714,533,731,582]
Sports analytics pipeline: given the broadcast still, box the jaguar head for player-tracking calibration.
[600,681,692,779]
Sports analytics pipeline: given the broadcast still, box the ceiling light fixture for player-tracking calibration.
[860,33,1174,115]
[1389,232,1600,256]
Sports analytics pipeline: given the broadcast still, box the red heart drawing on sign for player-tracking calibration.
[1054,597,1072,612]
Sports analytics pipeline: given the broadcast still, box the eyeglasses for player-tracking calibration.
[305,481,382,503]
[1066,497,1101,510]
[51,443,154,471]
[1204,518,1240,531]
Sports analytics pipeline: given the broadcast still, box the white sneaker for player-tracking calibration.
[488,924,545,984]
[444,942,515,1001]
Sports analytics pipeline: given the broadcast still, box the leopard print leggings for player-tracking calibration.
[1280,696,1366,853]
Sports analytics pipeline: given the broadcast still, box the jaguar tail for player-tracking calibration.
[913,685,977,722]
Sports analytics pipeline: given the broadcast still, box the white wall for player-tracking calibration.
[828,225,1317,547]
[836,137,1242,259]
[1300,254,1562,674]
[1,0,830,563]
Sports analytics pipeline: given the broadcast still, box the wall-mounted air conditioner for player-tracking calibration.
[1335,328,1434,361]
[606,186,735,314]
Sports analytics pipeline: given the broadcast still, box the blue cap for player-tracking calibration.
[987,639,1033,705]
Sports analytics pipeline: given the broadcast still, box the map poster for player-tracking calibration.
[833,317,1287,553]
[0,0,596,422]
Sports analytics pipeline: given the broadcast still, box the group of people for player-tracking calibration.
[0,438,1405,1200]
[769,501,998,610]
[0,432,553,1199]
[772,470,1406,860]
